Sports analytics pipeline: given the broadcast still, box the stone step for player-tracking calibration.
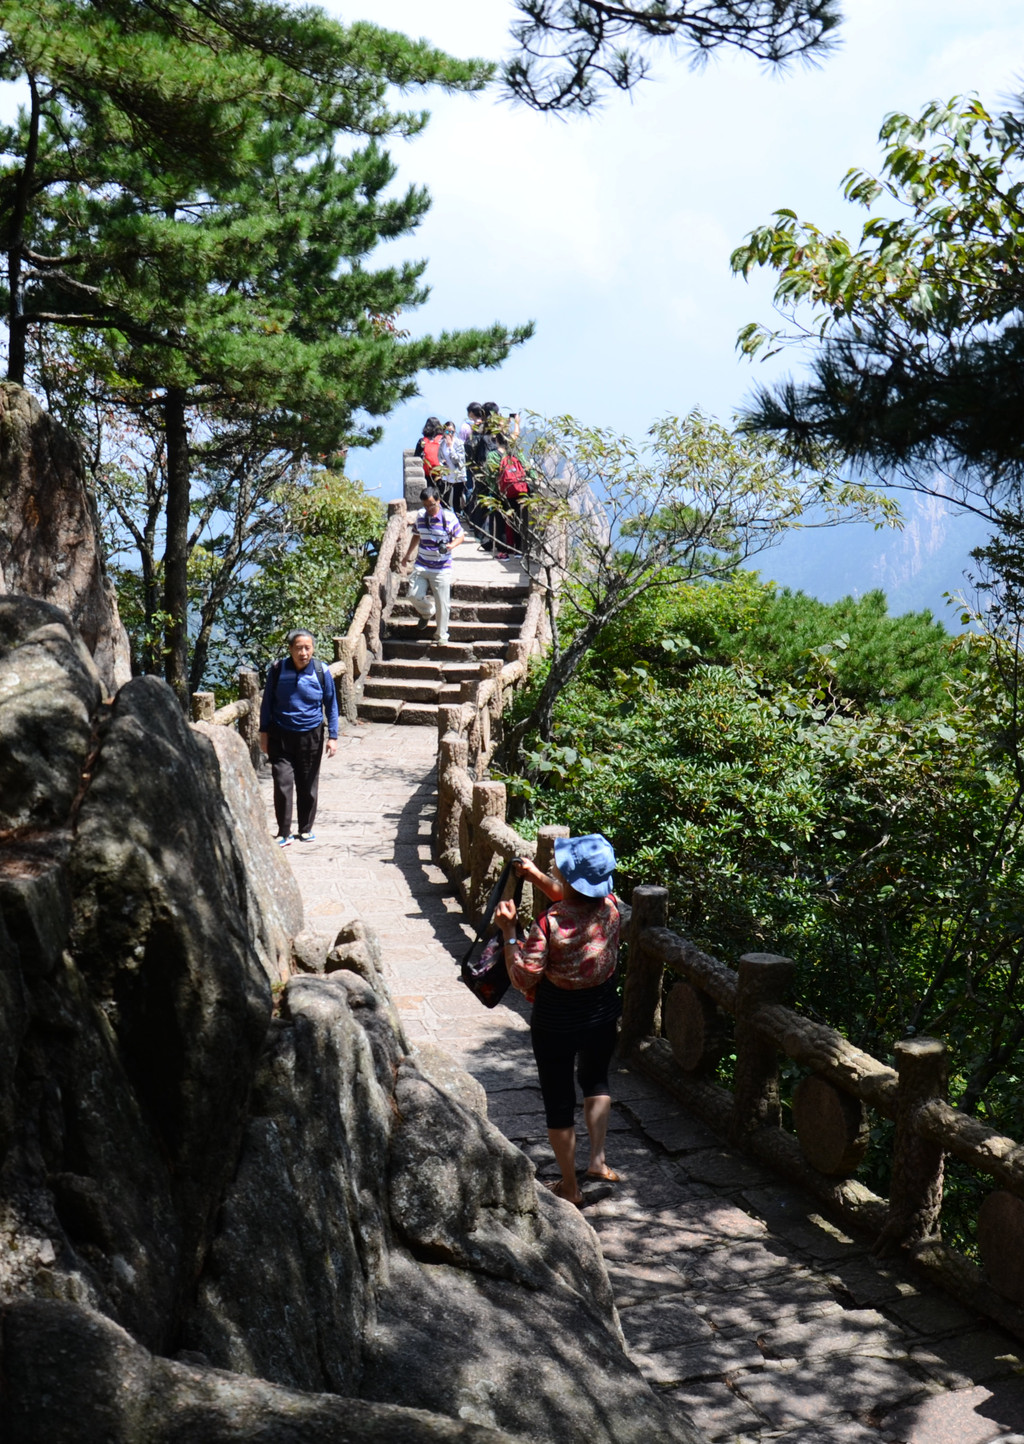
[386,618,519,645]
[391,598,526,626]
[362,677,440,704]
[370,659,480,684]
[450,582,530,604]
[370,659,444,682]
[357,697,439,726]
[400,701,440,726]
[382,639,507,662]
[357,697,403,723]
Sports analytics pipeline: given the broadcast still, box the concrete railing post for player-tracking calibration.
[731,953,795,1141]
[237,668,261,767]
[334,636,357,723]
[191,691,215,723]
[620,886,669,1050]
[468,781,506,922]
[879,1037,948,1251]
[481,658,503,748]
[365,574,383,662]
[533,824,569,923]
[437,732,469,861]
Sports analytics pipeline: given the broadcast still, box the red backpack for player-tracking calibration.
[498,453,530,499]
[422,435,443,480]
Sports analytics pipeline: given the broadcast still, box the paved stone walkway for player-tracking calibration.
[266,547,1024,1444]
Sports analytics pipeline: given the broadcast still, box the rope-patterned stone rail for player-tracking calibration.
[615,885,1024,1343]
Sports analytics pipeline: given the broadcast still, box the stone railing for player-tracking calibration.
[433,754,1024,1340]
[616,888,1024,1342]
[434,582,551,920]
[191,499,409,757]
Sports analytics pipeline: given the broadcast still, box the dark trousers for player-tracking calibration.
[269,724,324,836]
[531,1019,618,1130]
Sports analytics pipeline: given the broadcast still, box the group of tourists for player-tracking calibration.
[258,435,620,1205]
[414,401,531,560]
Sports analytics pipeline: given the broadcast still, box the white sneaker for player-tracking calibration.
[435,633,449,644]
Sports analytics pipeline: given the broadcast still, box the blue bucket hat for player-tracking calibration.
[554,833,616,898]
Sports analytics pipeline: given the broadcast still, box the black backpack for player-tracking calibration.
[468,428,500,469]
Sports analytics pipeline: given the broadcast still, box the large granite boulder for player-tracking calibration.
[2,1299,528,1444]
[68,676,272,1293]
[194,721,303,985]
[0,596,101,831]
[186,971,699,1444]
[0,600,272,1350]
[0,383,130,693]
[186,973,397,1395]
[0,594,703,1444]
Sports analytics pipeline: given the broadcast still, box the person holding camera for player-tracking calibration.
[400,485,464,644]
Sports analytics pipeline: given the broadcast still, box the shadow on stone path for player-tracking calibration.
[270,719,1024,1444]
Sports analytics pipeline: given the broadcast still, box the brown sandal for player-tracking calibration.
[585,1166,621,1182]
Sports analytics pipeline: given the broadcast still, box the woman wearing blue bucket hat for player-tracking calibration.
[495,833,622,1207]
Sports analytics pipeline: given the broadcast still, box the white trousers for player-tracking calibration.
[408,567,452,640]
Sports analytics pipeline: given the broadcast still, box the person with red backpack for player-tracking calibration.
[495,442,531,558]
[415,417,444,484]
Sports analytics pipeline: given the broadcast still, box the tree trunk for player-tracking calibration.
[502,621,601,770]
[5,75,40,386]
[162,388,191,707]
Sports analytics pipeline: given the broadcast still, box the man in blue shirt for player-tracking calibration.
[400,485,464,644]
[258,629,338,845]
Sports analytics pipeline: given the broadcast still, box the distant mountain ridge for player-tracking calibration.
[762,490,991,625]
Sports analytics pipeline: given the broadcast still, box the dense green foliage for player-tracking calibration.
[214,470,386,686]
[507,409,894,760]
[509,576,1024,1241]
[732,95,1024,518]
[575,573,954,719]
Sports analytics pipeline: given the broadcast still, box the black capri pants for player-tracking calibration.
[530,975,621,1130]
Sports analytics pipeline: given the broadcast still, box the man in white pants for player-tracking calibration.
[401,485,465,643]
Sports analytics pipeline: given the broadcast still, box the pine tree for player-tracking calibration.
[1,1,532,700]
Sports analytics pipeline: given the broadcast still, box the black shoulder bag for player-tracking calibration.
[459,858,524,1009]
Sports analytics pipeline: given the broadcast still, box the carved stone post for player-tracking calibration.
[365,575,383,662]
[468,781,505,922]
[334,637,357,723]
[438,704,464,741]
[191,691,215,723]
[731,953,795,1141]
[237,668,261,768]
[878,1037,948,1252]
[620,886,669,1051]
[437,732,468,862]
[481,658,503,747]
[459,678,481,775]
[533,824,569,922]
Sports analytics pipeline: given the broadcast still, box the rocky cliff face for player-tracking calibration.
[0,591,700,1444]
[0,383,131,693]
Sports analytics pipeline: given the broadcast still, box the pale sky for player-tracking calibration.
[330,0,1024,521]
[4,2,1023,608]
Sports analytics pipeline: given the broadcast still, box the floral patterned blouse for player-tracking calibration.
[508,894,620,998]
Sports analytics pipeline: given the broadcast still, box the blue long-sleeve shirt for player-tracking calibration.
[260,658,338,738]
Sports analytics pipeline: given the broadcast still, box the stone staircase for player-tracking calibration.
[357,577,530,726]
